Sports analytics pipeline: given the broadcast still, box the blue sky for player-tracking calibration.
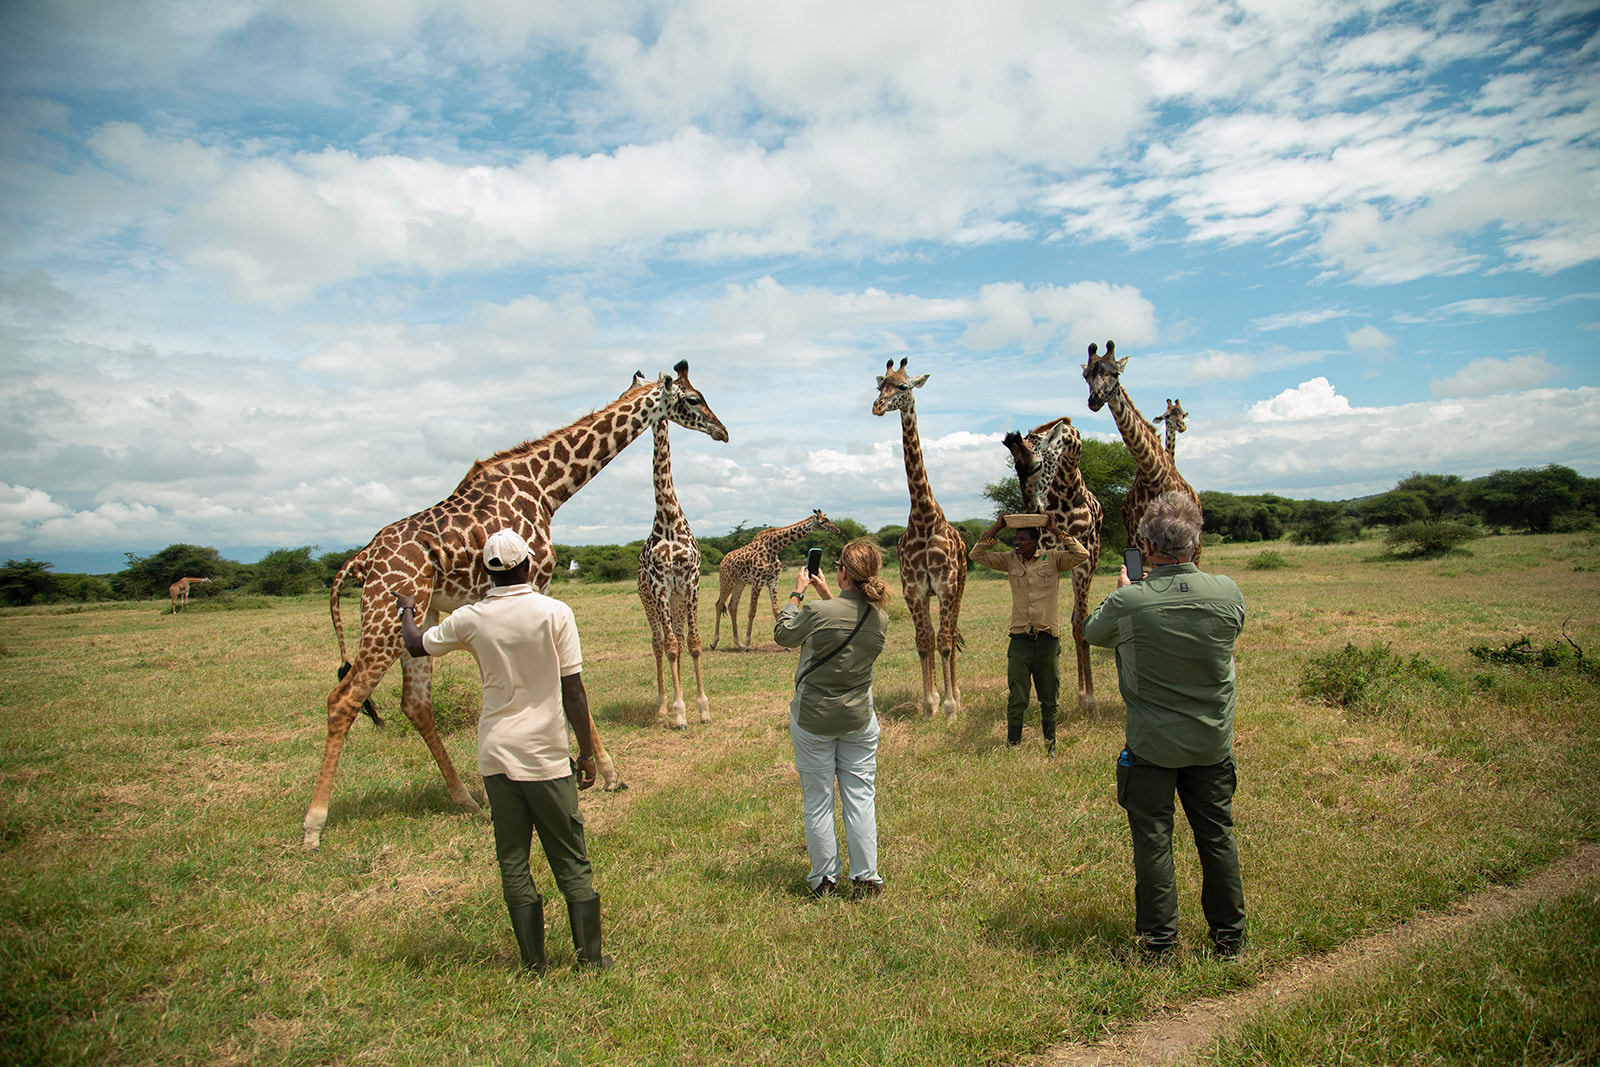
[2,0,1597,573]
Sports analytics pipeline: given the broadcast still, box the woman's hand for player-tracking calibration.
[808,571,833,600]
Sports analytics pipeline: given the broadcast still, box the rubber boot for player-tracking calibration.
[566,894,614,972]
[508,899,546,975]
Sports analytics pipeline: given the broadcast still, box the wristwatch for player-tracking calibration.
[789,591,803,601]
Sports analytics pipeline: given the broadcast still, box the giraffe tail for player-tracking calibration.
[330,550,383,727]
[337,661,385,728]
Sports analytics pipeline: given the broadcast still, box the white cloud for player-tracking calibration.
[1431,354,1559,397]
[1251,307,1352,332]
[1189,352,1254,382]
[1247,377,1362,421]
[1345,324,1395,355]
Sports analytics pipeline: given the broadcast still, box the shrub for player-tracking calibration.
[1246,550,1290,571]
[1384,521,1483,558]
[1299,642,1450,715]
[1469,635,1598,681]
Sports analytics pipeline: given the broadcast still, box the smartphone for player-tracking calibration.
[807,547,823,577]
[1123,547,1144,582]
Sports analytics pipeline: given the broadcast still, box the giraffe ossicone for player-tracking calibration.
[308,362,727,851]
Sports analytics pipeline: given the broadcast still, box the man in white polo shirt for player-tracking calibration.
[395,528,612,975]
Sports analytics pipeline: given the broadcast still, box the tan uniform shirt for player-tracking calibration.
[422,584,583,781]
[969,536,1090,638]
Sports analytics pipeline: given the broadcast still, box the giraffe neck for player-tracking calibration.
[649,421,684,537]
[755,517,817,554]
[1164,425,1177,459]
[1106,386,1170,485]
[899,407,941,523]
[462,385,660,516]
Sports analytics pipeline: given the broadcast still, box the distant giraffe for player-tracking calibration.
[1082,341,1202,562]
[1151,398,1189,460]
[709,510,842,651]
[1004,417,1104,712]
[873,358,967,722]
[308,362,729,850]
[168,576,209,613]
[637,412,711,730]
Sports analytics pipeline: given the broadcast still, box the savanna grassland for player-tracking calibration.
[2,533,1598,1066]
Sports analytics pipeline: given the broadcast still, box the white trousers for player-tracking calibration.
[790,710,880,889]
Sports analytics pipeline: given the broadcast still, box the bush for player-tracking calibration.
[1383,521,1484,558]
[1246,550,1290,570]
[1298,642,1450,715]
[1469,635,1598,680]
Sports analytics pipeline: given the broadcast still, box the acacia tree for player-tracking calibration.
[112,544,225,599]
[1463,465,1588,532]
[0,558,57,606]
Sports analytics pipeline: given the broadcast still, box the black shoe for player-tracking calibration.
[566,894,614,972]
[1045,740,1057,757]
[1136,935,1176,966]
[1210,936,1244,960]
[808,877,838,898]
[848,877,883,900]
[508,899,546,975]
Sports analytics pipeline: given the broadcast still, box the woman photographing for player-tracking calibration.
[774,539,893,899]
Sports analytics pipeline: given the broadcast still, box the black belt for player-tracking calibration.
[1011,629,1055,640]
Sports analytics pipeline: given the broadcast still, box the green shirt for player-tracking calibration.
[1083,562,1245,768]
[774,589,888,735]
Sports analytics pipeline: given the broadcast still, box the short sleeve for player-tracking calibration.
[422,611,469,657]
[551,599,583,676]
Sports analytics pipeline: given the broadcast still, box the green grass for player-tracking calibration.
[2,533,1598,1065]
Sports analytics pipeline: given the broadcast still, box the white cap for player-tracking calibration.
[482,528,532,571]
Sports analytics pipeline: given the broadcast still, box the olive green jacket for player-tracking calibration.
[774,589,888,735]
[1084,562,1245,768]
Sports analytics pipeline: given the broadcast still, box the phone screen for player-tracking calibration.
[1123,547,1144,582]
[807,547,823,576]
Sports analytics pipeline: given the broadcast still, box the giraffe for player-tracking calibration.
[1003,416,1104,713]
[1151,398,1189,460]
[1081,341,1203,562]
[168,576,209,613]
[709,509,842,651]
[308,361,729,850]
[873,357,967,722]
[636,413,712,730]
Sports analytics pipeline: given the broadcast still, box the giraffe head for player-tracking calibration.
[1007,417,1081,512]
[1154,397,1188,435]
[807,508,843,536]
[659,360,730,442]
[872,357,929,417]
[1081,340,1127,413]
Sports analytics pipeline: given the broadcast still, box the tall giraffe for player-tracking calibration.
[1004,417,1104,712]
[873,357,967,722]
[308,362,729,850]
[1081,341,1203,562]
[168,576,209,613]
[1151,398,1188,460]
[637,402,716,730]
[709,509,842,651]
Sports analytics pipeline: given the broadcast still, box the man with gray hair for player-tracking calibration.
[1085,492,1246,962]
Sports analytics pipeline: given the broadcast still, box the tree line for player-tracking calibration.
[3,456,1595,608]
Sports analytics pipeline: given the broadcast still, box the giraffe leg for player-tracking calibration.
[304,648,398,850]
[905,593,938,719]
[1074,567,1097,714]
[662,595,687,731]
[399,651,479,811]
[682,585,710,723]
[743,586,762,652]
[709,584,729,651]
[936,595,962,724]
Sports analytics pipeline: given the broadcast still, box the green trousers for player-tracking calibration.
[483,772,595,908]
[1006,633,1060,744]
[1115,751,1245,952]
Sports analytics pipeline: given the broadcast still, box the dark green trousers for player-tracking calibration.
[1006,633,1060,744]
[483,773,594,908]
[1115,752,1245,952]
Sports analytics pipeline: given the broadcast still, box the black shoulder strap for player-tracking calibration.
[796,604,871,685]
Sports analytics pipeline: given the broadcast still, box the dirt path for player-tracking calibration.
[1033,844,1600,1067]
